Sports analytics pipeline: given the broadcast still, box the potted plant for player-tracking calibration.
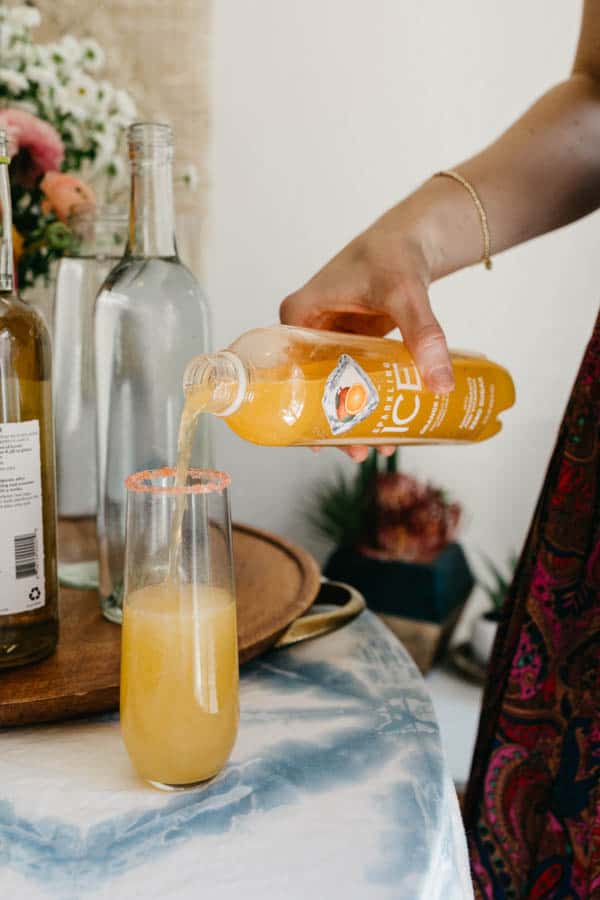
[470,552,517,666]
[309,451,474,672]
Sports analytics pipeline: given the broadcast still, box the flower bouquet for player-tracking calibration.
[311,451,474,672]
[0,4,136,290]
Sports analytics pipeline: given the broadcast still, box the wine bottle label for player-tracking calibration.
[0,421,45,615]
[322,355,379,435]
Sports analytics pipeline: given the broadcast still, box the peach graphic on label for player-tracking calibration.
[336,383,368,420]
[323,355,379,436]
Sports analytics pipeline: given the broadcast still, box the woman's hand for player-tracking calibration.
[280,221,454,391]
[280,22,600,459]
[280,205,454,461]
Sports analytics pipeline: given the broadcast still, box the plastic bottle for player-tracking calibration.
[182,325,515,447]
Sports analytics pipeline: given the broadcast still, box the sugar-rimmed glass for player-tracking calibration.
[120,467,239,790]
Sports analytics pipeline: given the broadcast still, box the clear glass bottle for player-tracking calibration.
[95,123,212,623]
[53,206,128,519]
[0,129,59,668]
[183,325,516,446]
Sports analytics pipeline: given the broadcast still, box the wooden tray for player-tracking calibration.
[0,520,321,727]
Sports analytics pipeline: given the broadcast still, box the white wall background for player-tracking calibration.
[206,1,596,618]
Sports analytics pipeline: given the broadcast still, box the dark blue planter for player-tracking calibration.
[324,542,474,624]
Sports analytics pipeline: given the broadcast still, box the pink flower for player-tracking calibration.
[375,473,426,510]
[361,472,461,562]
[0,108,64,186]
[40,172,95,223]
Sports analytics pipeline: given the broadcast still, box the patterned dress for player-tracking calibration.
[464,312,600,899]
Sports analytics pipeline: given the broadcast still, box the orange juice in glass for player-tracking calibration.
[120,468,239,789]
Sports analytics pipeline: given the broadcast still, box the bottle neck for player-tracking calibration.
[0,154,14,293]
[126,158,177,259]
[183,351,247,417]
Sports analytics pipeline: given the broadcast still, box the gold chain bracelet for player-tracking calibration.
[435,169,492,270]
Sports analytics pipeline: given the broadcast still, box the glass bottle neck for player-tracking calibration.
[126,158,177,259]
[0,157,14,293]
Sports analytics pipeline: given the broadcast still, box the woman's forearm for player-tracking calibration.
[381,73,600,282]
[280,2,600,401]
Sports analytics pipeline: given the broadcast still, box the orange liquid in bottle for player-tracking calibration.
[217,332,516,446]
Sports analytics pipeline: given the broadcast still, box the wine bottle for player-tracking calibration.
[0,129,59,668]
[94,123,212,623]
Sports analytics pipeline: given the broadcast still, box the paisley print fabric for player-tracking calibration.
[464,312,600,899]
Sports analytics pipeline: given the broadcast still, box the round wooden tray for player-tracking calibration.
[233,522,321,662]
[0,520,323,727]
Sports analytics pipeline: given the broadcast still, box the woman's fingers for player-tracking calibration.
[283,281,454,394]
[280,287,319,328]
[317,445,396,461]
[282,239,453,469]
[344,446,370,462]
[385,278,454,393]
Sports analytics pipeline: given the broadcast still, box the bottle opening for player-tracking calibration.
[127,122,173,165]
[183,351,247,417]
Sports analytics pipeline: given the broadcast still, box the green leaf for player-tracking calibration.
[386,449,399,474]
[477,549,518,613]
[306,459,376,546]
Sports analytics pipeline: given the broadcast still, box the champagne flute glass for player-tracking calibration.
[120,467,239,790]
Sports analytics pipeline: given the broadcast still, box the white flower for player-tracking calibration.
[54,73,100,121]
[18,41,39,67]
[70,72,98,105]
[8,6,41,29]
[53,84,87,122]
[0,67,29,94]
[110,88,137,123]
[179,163,199,192]
[0,11,139,197]
[0,23,14,55]
[80,38,105,74]
[26,63,58,88]
[64,119,86,149]
[93,79,115,113]
[89,130,129,191]
[60,34,81,63]
[52,34,81,67]
[0,27,31,67]
[31,82,56,121]
[35,45,56,69]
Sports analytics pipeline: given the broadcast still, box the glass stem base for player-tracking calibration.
[146,772,220,792]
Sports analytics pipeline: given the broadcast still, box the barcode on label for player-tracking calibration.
[14,531,38,579]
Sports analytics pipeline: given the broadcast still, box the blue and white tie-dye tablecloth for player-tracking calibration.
[1,611,473,899]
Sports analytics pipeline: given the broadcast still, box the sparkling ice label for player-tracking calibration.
[322,354,379,436]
